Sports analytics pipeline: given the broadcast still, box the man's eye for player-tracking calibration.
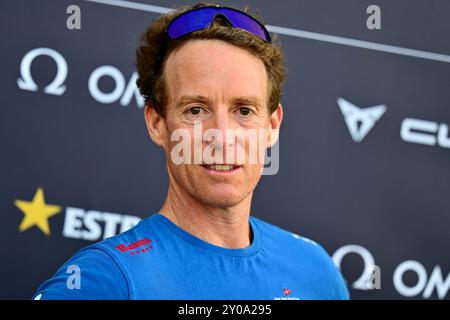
[188,107,202,115]
[239,107,252,116]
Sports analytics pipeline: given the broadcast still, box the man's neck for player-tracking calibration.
[158,183,253,249]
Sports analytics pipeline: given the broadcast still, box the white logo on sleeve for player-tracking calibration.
[34,293,42,300]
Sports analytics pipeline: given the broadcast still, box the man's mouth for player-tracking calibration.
[201,164,242,174]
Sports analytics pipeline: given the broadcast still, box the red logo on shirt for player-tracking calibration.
[274,288,300,300]
[115,238,153,255]
[283,288,292,297]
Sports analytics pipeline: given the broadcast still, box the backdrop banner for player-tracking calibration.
[1,0,449,299]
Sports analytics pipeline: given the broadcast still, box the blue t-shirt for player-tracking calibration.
[33,213,349,300]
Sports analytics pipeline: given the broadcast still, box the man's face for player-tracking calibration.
[150,39,281,208]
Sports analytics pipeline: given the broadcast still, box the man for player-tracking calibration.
[33,3,349,300]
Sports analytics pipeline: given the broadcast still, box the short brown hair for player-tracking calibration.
[135,3,286,117]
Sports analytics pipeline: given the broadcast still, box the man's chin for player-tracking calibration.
[195,189,247,208]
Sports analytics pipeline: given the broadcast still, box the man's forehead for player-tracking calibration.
[164,41,268,107]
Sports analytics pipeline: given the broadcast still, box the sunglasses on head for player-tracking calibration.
[166,4,271,43]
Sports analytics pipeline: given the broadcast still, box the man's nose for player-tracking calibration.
[204,109,236,153]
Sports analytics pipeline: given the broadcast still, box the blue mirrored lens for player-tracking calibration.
[167,7,270,42]
[219,8,269,41]
[167,8,217,39]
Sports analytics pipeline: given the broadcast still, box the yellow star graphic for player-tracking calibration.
[15,187,61,236]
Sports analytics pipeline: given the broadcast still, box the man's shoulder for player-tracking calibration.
[252,215,349,299]
[252,215,321,248]
[32,215,159,300]
[252,215,337,268]
[33,241,130,299]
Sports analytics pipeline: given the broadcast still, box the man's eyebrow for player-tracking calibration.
[175,95,210,108]
[230,96,263,108]
[175,95,263,108]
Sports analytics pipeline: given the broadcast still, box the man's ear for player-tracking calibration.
[267,103,283,148]
[144,104,166,147]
